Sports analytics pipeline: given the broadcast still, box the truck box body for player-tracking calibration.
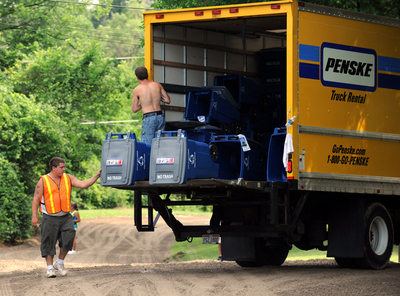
[144,1,400,194]
[108,1,400,269]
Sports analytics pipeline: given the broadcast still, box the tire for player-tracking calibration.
[235,260,262,267]
[334,257,358,269]
[263,247,289,266]
[220,122,231,135]
[355,203,393,269]
[235,238,289,268]
[209,144,218,162]
[231,119,242,135]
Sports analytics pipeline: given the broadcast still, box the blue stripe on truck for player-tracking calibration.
[299,62,319,80]
[378,73,400,90]
[378,56,400,74]
[299,44,320,62]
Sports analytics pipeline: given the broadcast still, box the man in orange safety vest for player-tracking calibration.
[31,157,101,278]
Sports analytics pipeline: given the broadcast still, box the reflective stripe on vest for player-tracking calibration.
[63,174,70,210]
[42,175,55,213]
[41,173,72,214]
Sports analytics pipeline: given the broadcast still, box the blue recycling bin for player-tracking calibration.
[185,88,240,128]
[214,75,260,109]
[257,48,286,86]
[210,135,267,181]
[185,125,221,144]
[100,132,151,187]
[266,127,287,182]
[149,130,219,185]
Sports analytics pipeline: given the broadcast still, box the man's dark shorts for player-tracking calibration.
[41,213,75,257]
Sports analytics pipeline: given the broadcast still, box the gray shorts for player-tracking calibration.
[41,214,75,257]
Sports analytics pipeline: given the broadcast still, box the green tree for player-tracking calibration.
[0,158,30,243]
[0,80,70,243]
[95,8,144,58]
[88,0,146,59]
[8,40,141,197]
[0,0,115,70]
[0,0,147,244]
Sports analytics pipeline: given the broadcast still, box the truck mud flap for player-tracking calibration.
[327,196,364,258]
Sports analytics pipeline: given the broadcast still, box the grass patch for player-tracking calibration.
[165,238,219,262]
[166,239,400,263]
[80,208,212,219]
[79,208,136,219]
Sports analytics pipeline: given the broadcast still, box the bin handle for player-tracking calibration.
[106,132,113,150]
[126,131,131,145]
[177,129,182,142]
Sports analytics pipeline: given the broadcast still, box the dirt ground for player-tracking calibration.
[1,215,399,296]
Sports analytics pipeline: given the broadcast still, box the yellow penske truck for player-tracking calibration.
[104,1,400,269]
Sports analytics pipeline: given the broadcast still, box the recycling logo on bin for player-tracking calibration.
[188,150,196,168]
[137,153,144,169]
[244,156,249,170]
[213,101,217,110]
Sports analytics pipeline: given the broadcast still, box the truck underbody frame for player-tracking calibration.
[125,179,308,244]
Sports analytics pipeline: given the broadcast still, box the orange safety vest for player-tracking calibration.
[40,173,72,214]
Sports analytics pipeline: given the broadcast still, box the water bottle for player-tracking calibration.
[285,116,296,127]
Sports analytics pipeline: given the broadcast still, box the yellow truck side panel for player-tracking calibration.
[297,8,400,190]
[299,134,400,178]
[298,11,400,134]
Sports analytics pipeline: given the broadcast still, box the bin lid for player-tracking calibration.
[202,86,238,109]
[166,120,206,130]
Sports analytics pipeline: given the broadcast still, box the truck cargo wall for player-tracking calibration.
[296,6,400,194]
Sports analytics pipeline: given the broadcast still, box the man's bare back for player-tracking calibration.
[132,79,170,115]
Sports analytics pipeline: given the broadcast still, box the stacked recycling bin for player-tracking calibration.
[149,130,219,185]
[209,135,268,181]
[257,47,287,130]
[265,127,287,182]
[100,132,151,187]
[183,86,240,140]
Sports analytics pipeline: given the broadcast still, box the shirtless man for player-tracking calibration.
[132,66,171,144]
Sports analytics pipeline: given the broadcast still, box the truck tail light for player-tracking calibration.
[230,8,239,13]
[195,11,204,16]
[287,160,292,173]
[271,5,281,9]
[156,14,164,19]
[212,10,221,15]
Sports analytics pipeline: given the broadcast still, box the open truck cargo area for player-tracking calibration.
[101,1,400,269]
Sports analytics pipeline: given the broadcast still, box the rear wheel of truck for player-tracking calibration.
[263,247,289,266]
[236,238,289,267]
[355,203,393,269]
[334,257,358,268]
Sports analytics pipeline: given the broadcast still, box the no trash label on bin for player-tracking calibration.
[157,174,174,179]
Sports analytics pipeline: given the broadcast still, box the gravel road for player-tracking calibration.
[0,216,399,296]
